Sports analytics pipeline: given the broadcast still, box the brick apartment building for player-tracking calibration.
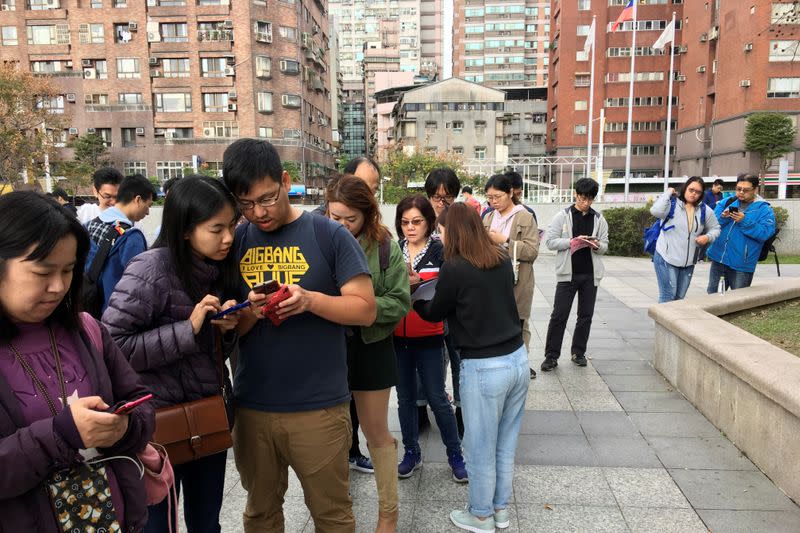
[0,0,334,185]
[674,0,800,177]
[452,0,551,88]
[547,0,683,182]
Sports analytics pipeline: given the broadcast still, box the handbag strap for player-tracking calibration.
[212,328,226,393]
[7,328,68,417]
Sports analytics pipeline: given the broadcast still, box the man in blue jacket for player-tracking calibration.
[706,174,776,292]
[85,174,155,312]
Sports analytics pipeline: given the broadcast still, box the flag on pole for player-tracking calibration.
[583,19,596,55]
[611,0,635,32]
[652,18,675,51]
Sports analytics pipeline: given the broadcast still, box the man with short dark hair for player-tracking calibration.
[425,167,461,218]
[704,178,724,209]
[313,157,381,215]
[223,139,376,532]
[85,174,155,312]
[541,178,609,372]
[77,167,124,224]
[705,174,776,292]
[50,187,77,216]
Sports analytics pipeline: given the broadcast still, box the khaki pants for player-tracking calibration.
[233,403,354,533]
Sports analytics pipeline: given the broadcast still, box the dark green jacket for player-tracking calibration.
[359,236,411,343]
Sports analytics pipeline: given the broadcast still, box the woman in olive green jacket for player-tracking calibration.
[326,175,410,533]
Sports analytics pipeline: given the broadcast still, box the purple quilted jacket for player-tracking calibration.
[0,320,154,533]
[102,247,228,409]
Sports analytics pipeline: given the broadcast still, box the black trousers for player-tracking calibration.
[544,274,598,360]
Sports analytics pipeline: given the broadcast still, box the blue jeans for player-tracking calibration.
[460,345,529,518]
[143,450,227,533]
[706,261,755,293]
[653,252,696,303]
[395,336,461,455]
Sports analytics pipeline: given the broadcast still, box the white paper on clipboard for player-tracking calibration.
[411,278,438,302]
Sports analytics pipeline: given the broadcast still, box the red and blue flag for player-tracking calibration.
[611,0,635,32]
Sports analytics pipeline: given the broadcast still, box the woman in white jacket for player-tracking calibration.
[650,176,720,303]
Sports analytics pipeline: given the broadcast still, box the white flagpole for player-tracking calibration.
[623,2,638,202]
[586,16,596,180]
[663,11,676,192]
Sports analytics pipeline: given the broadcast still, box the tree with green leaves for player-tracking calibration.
[745,112,797,174]
[55,133,109,194]
[283,160,303,183]
[0,63,67,187]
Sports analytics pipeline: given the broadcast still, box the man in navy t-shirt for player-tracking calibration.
[223,139,375,532]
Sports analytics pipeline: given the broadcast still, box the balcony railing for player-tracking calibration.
[33,71,85,78]
[197,29,234,42]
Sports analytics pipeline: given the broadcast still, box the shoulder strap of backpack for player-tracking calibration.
[379,235,391,271]
[724,196,736,209]
[312,214,335,274]
[79,312,103,352]
[87,234,114,283]
[701,203,706,225]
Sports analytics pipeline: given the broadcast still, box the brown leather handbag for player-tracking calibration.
[153,330,233,465]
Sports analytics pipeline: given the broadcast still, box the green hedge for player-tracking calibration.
[603,204,790,257]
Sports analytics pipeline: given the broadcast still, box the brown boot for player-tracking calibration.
[368,439,399,533]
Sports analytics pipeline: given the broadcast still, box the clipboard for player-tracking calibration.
[410,278,438,302]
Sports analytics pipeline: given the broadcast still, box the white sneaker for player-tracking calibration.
[494,508,510,529]
[449,509,496,533]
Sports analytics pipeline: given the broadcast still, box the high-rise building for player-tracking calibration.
[674,1,800,177]
[547,0,684,182]
[0,0,334,184]
[341,79,366,159]
[452,0,551,88]
[363,40,401,155]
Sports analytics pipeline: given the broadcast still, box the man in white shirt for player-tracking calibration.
[77,167,123,225]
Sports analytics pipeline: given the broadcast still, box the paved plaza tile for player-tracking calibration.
[202,256,800,532]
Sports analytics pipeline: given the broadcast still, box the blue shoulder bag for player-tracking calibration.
[643,197,677,255]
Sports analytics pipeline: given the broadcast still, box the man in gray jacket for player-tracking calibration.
[541,178,609,372]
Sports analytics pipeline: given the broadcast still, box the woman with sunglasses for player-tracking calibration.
[392,196,466,482]
[326,175,410,532]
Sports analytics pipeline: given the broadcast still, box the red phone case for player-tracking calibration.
[261,286,291,326]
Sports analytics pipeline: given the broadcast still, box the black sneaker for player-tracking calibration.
[530,367,537,379]
[540,358,558,371]
[572,354,588,367]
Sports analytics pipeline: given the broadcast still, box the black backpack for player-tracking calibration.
[82,219,131,318]
[722,197,778,262]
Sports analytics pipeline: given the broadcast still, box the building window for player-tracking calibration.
[123,161,146,175]
[2,27,18,46]
[116,58,140,79]
[576,50,589,61]
[84,93,109,105]
[453,147,463,155]
[574,124,587,135]
[767,77,800,98]
[772,2,800,24]
[425,121,437,133]
[254,21,272,42]
[279,59,300,74]
[203,93,229,113]
[201,57,226,77]
[574,74,591,87]
[282,93,301,108]
[283,129,301,139]
[121,128,139,148]
[578,0,590,10]
[27,24,70,45]
[156,161,189,180]
[575,100,588,110]
[155,92,192,112]
[160,23,188,43]
[257,92,273,113]
[114,23,133,43]
[769,40,800,62]
[278,26,297,41]
[119,92,143,104]
[203,121,238,138]
[258,126,273,138]
[162,58,190,78]
[606,71,664,83]
[37,96,65,114]
[475,120,486,133]
[28,0,60,9]
[256,56,271,78]
[113,0,127,6]
[577,25,591,37]
[79,23,104,44]
[452,121,464,133]
[474,146,486,160]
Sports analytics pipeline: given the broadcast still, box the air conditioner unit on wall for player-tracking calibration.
[676,74,686,82]
[740,79,751,87]
[697,65,706,73]
[203,127,214,137]
[83,68,97,79]
[128,22,138,31]
[744,42,753,52]
[149,56,159,66]
[66,93,76,102]
[699,33,707,43]
[87,128,96,134]
[226,56,236,66]
[224,67,235,76]
[228,103,237,111]
[136,127,145,135]
[228,91,237,100]
[82,59,93,67]
[223,20,233,29]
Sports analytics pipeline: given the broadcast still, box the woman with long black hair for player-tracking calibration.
[103,176,241,533]
[0,192,154,532]
[415,203,529,533]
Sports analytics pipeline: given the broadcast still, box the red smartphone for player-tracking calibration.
[253,279,280,295]
[261,285,291,326]
[107,394,153,415]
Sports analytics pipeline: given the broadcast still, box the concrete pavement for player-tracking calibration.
[204,256,800,532]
